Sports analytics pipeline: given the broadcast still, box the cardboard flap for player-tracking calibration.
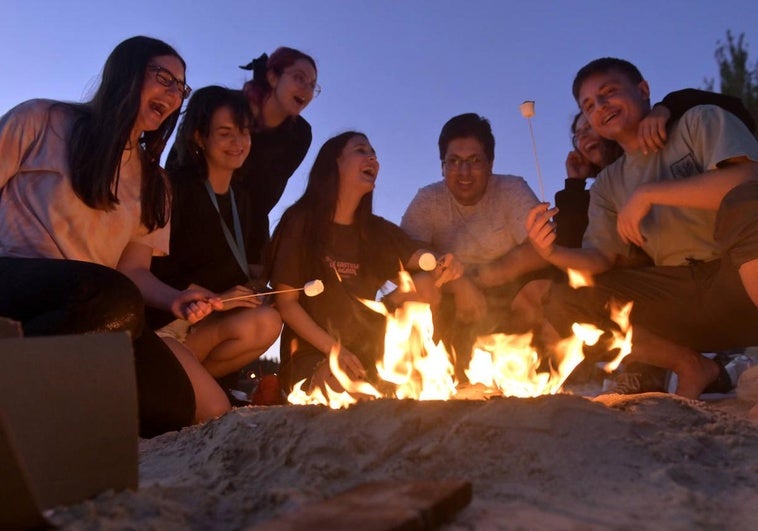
[0,408,48,530]
[0,333,138,511]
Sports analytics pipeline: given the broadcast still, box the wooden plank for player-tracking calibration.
[255,479,472,531]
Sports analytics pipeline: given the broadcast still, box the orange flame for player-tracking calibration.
[567,268,594,288]
[287,271,634,407]
[598,300,634,373]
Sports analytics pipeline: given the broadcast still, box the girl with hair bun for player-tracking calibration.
[235,47,319,270]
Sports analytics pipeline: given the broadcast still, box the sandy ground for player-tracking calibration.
[49,390,758,531]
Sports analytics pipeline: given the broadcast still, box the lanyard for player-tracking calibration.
[204,180,249,280]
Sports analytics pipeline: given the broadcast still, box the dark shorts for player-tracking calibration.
[545,181,758,352]
[436,268,558,378]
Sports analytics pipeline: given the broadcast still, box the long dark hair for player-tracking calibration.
[67,36,185,230]
[241,47,316,127]
[170,85,252,184]
[267,132,374,279]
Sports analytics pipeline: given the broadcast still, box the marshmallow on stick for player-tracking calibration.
[221,279,324,303]
[418,252,439,272]
[519,100,545,201]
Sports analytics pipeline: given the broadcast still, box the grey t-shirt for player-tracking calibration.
[401,174,539,266]
[585,105,758,266]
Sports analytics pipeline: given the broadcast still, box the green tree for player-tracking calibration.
[705,30,758,137]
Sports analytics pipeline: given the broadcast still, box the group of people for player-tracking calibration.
[1,36,757,437]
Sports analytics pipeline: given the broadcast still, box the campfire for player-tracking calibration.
[288,269,633,407]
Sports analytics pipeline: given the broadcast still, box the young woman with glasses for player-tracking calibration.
[0,36,230,437]
[234,47,320,272]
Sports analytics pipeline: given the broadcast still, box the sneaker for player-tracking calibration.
[607,367,667,395]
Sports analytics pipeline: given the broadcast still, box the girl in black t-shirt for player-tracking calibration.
[151,86,282,381]
[268,132,463,394]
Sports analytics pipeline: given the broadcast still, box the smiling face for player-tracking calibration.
[134,54,185,135]
[337,135,379,199]
[577,70,650,151]
[572,115,606,167]
[198,105,252,176]
[442,136,492,206]
[269,58,318,118]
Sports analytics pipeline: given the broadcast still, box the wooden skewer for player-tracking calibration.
[519,100,545,201]
[221,287,300,303]
[220,280,324,303]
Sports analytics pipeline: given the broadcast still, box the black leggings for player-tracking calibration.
[0,258,195,437]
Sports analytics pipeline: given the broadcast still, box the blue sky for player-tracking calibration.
[2,0,756,228]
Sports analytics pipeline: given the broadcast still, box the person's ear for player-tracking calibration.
[637,80,651,101]
[193,131,204,151]
[267,68,279,90]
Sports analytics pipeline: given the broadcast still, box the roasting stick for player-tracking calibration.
[519,100,545,201]
[220,279,324,303]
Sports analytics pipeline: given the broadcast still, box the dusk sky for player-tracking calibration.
[3,0,756,227]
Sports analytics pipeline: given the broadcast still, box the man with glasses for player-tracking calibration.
[401,113,552,378]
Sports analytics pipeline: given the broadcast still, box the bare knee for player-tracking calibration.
[512,279,550,321]
[251,306,283,346]
[739,259,758,309]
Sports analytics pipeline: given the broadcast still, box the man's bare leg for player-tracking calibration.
[626,326,720,399]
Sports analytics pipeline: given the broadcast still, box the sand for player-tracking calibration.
[49,390,758,530]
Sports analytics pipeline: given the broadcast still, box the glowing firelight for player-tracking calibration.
[287,272,634,407]
[567,268,594,288]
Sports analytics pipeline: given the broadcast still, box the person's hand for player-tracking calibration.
[309,358,345,394]
[451,278,487,324]
[526,202,559,259]
[171,287,222,323]
[638,105,671,155]
[617,187,652,247]
[219,284,264,310]
[565,150,595,179]
[433,253,464,286]
[309,346,367,394]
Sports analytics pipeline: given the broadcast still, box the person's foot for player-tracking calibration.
[675,355,721,399]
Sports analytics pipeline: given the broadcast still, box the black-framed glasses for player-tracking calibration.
[443,155,487,171]
[285,69,321,98]
[147,64,192,99]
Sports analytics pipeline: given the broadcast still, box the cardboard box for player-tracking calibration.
[0,331,138,526]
